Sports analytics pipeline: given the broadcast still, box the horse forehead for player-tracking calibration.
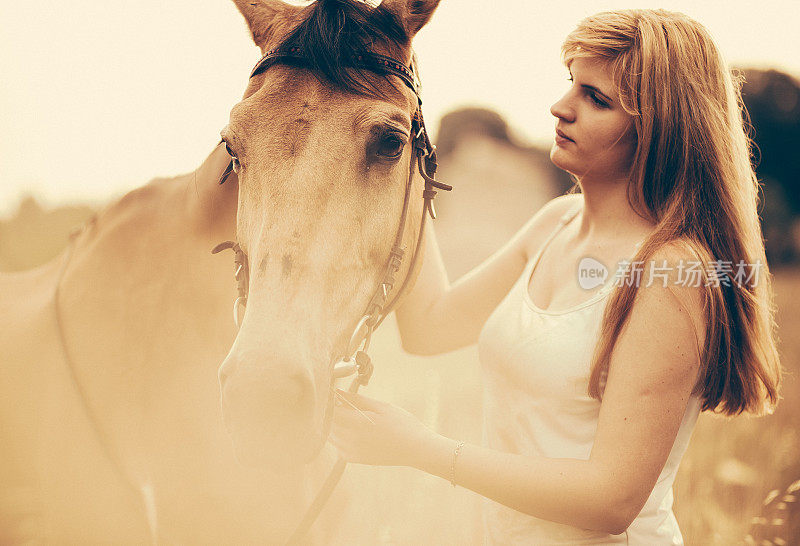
[246,67,415,122]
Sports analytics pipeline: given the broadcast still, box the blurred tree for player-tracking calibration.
[741,68,800,265]
[435,107,574,195]
[433,107,574,277]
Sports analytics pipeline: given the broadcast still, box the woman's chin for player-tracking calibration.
[549,145,578,175]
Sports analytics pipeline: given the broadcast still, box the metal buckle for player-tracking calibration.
[332,358,357,379]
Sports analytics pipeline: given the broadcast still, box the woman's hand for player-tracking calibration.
[330,389,438,467]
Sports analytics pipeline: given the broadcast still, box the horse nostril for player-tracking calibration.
[218,353,323,464]
[253,368,313,404]
[284,372,315,416]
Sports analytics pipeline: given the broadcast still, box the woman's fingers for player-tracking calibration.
[334,394,378,426]
[334,388,385,412]
[331,394,425,467]
[332,405,361,427]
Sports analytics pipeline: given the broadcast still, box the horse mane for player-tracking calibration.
[278,0,410,95]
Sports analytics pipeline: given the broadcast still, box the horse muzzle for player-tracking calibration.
[219,354,323,467]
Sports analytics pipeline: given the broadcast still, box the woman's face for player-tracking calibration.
[549,57,636,181]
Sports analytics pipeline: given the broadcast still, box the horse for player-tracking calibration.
[0,0,445,542]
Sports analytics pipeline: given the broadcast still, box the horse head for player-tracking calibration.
[217,0,443,468]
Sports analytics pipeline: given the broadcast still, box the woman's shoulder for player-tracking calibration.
[520,194,583,261]
[634,238,709,349]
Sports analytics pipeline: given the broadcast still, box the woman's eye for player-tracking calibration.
[589,91,609,108]
[375,134,405,159]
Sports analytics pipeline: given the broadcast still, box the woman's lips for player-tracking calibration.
[555,128,574,146]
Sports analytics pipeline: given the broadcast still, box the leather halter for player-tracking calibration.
[212,46,451,544]
[214,45,450,362]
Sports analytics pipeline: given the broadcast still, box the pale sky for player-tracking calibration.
[1,1,798,215]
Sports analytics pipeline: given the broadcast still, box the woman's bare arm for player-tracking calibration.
[405,246,706,533]
[333,244,706,533]
[396,194,580,355]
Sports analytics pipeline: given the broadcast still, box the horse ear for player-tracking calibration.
[380,0,442,39]
[232,0,291,51]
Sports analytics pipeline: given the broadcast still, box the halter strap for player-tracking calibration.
[250,46,420,97]
[215,44,452,545]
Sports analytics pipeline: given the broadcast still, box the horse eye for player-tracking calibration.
[375,134,406,160]
[223,141,242,173]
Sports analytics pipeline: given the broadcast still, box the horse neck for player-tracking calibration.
[53,140,245,485]
[49,142,336,540]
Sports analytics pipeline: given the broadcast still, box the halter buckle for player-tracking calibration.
[332,358,357,379]
[344,315,371,360]
[354,351,374,386]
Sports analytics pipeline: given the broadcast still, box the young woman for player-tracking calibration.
[331,9,782,544]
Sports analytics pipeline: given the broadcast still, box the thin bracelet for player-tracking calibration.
[450,440,465,487]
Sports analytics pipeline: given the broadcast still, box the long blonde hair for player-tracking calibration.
[562,10,781,415]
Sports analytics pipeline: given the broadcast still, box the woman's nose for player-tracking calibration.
[550,93,575,123]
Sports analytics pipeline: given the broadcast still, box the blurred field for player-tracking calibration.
[673,268,800,544]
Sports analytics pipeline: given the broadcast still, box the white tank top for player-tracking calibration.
[477,204,701,545]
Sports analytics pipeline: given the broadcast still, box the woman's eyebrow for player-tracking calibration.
[581,83,614,104]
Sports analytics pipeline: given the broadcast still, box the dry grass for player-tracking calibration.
[672,268,800,545]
